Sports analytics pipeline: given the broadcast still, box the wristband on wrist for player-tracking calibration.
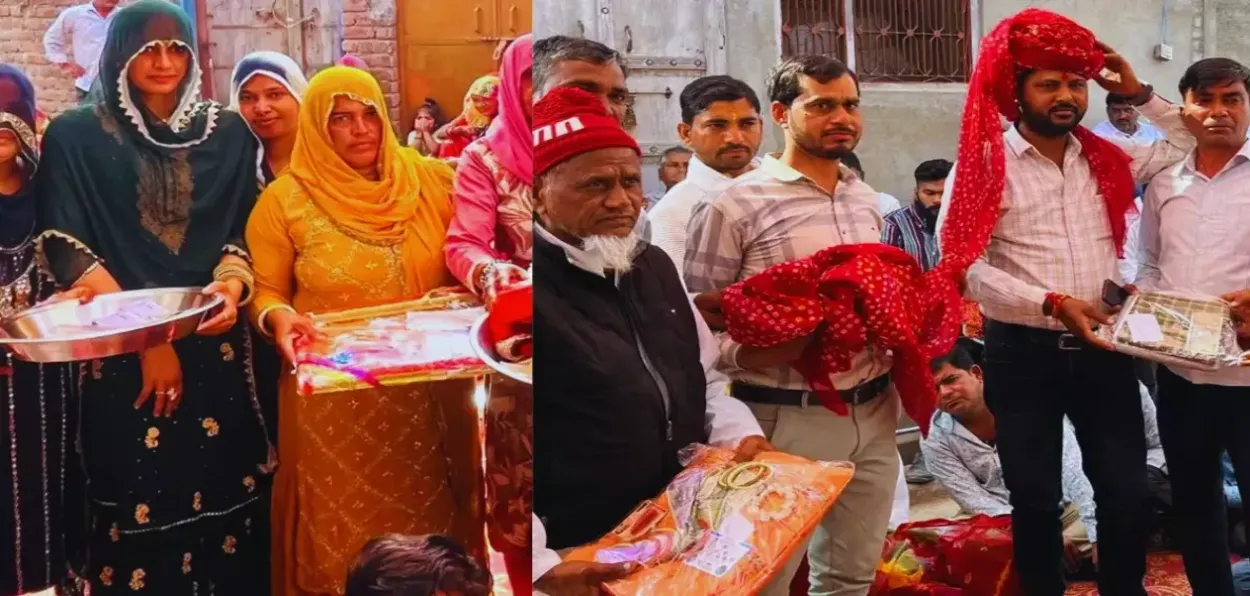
[1043,292,1069,318]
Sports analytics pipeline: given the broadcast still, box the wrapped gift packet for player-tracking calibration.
[873,515,1018,596]
[1097,291,1244,371]
[564,444,855,595]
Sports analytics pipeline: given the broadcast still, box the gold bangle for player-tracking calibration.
[256,304,297,337]
[212,264,256,307]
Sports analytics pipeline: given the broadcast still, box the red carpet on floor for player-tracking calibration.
[789,553,1195,595]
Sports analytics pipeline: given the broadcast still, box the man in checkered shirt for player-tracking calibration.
[684,55,897,596]
[933,24,1196,596]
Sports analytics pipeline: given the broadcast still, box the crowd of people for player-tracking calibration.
[2,0,534,595]
[531,7,1250,596]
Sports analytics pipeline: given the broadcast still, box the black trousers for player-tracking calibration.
[983,321,1148,596]
[1156,367,1250,596]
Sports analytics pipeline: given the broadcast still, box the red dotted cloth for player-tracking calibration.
[722,244,961,436]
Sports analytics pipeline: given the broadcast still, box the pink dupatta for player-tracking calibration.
[483,35,533,184]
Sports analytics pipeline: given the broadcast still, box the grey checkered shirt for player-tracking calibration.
[683,154,892,391]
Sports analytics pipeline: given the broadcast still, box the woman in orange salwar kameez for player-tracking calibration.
[246,66,484,596]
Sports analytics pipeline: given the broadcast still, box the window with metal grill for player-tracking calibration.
[781,0,973,84]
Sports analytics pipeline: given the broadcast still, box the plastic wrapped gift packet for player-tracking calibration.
[295,289,493,395]
[1098,291,1245,370]
[564,445,855,595]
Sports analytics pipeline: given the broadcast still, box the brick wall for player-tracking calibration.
[0,0,83,116]
[340,0,400,120]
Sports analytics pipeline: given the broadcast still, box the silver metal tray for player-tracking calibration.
[0,287,223,363]
[469,313,531,385]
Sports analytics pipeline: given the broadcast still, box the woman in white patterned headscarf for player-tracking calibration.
[229,50,308,185]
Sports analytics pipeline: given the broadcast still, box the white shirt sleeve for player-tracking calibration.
[43,8,73,65]
[532,513,563,585]
[692,294,764,448]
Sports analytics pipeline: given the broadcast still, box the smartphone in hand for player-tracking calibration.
[1102,279,1130,308]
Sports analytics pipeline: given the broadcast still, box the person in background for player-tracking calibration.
[882,159,952,272]
[1136,57,1250,595]
[532,36,630,125]
[647,75,762,268]
[445,33,534,591]
[435,75,500,160]
[407,99,447,157]
[1092,92,1166,146]
[842,151,902,216]
[36,2,273,592]
[531,86,768,596]
[644,145,691,210]
[229,51,308,185]
[0,64,86,596]
[247,66,485,596]
[685,55,897,596]
[934,10,1193,593]
[43,0,118,102]
[345,535,491,596]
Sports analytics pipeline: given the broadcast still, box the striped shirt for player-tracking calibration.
[684,154,892,391]
[935,96,1195,330]
[882,202,939,272]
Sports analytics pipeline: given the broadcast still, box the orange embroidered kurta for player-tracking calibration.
[248,176,484,596]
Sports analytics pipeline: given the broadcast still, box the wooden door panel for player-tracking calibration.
[400,43,499,131]
[497,0,531,40]
[401,0,499,43]
[205,0,293,101]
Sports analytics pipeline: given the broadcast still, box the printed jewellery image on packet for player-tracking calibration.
[1098,291,1250,370]
[564,445,855,595]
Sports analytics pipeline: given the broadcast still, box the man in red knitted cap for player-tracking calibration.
[529,86,773,595]
[935,9,1195,595]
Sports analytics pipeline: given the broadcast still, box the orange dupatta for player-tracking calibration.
[289,66,456,295]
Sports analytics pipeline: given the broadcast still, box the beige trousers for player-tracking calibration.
[754,390,902,596]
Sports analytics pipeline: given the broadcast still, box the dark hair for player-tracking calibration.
[840,151,864,177]
[679,75,761,124]
[411,99,448,134]
[533,36,628,95]
[930,345,976,375]
[914,159,953,184]
[1105,92,1134,107]
[661,145,692,160]
[345,534,490,596]
[768,55,859,107]
[1178,57,1250,97]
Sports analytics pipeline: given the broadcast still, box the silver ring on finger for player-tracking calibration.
[165,388,180,400]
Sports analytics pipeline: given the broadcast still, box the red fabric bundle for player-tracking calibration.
[871,515,1020,596]
[488,280,533,361]
[936,8,1137,287]
[721,244,960,436]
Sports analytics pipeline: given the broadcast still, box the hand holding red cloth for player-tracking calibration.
[487,279,533,362]
[721,244,961,436]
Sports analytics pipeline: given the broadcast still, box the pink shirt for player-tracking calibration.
[445,140,533,291]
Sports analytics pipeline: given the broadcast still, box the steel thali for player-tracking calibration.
[0,287,223,363]
[469,313,531,385]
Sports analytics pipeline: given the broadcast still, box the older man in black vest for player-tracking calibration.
[529,86,772,596]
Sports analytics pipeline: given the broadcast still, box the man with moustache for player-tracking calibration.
[529,86,770,596]
[533,36,631,125]
[882,158,953,272]
[685,55,897,596]
[1136,58,1250,595]
[934,9,1194,594]
[648,75,763,267]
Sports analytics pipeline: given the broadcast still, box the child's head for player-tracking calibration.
[345,534,491,596]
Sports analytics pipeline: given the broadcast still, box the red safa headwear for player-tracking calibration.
[722,244,962,437]
[936,8,1137,282]
[532,86,639,176]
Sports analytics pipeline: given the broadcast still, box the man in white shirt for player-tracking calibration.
[43,0,119,101]
[1136,57,1250,595]
[647,75,763,267]
[1092,92,1167,147]
[935,10,1194,594]
[530,86,768,595]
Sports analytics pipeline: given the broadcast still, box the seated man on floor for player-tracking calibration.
[921,346,1167,571]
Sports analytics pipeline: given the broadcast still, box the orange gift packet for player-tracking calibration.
[565,445,855,595]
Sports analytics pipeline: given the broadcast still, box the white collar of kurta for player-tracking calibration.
[1002,124,1084,161]
[684,154,760,190]
[536,223,614,280]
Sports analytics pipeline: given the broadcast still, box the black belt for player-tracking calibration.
[731,374,891,408]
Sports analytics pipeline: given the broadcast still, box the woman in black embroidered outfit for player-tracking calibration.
[0,64,87,596]
[35,2,273,593]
